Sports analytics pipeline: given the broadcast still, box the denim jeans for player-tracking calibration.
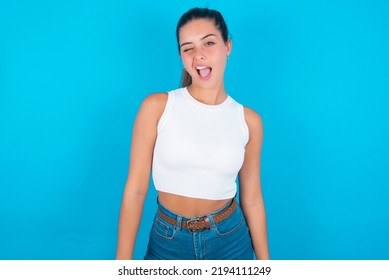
[144,198,254,260]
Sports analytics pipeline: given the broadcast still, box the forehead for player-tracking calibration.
[179,19,220,42]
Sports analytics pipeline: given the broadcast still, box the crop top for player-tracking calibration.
[151,87,249,200]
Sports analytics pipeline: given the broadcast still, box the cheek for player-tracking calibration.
[181,55,194,70]
[205,47,219,56]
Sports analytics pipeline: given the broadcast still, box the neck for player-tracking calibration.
[187,84,227,105]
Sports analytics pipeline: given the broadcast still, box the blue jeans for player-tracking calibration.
[144,198,254,260]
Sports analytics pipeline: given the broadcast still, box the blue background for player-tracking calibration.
[0,0,388,260]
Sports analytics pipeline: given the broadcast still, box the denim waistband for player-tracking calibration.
[157,196,235,222]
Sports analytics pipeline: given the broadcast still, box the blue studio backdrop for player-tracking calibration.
[0,0,388,260]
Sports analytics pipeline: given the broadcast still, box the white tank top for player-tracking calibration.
[152,87,249,200]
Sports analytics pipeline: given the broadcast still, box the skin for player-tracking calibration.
[116,18,269,260]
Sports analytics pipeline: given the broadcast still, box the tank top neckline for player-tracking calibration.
[182,87,232,110]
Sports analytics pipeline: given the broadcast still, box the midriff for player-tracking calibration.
[158,191,232,217]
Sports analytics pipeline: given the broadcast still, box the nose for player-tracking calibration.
[194,49,205,60]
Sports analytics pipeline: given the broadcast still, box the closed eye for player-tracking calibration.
[183,48,193,52]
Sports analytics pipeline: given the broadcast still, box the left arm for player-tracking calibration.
[238,106,270,260]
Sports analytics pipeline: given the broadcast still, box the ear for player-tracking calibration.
[225,39,232,56]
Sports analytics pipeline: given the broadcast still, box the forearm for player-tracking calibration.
[116,191,146,260]
[241,203,270,260]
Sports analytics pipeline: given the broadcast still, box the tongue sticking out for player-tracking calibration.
[198,67,211,78]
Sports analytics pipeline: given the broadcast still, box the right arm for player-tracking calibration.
[116,93,168,260]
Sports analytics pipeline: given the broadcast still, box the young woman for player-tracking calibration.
[116,7,269,260]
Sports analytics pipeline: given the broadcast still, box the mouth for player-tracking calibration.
[195,66,212,80]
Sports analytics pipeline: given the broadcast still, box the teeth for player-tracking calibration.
[196,66,207,70]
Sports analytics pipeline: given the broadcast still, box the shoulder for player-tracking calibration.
[135,92,169,126]
[243,106,263,131]
[138,92,168,114]
[141,92,168,109]
[242,106,263,145]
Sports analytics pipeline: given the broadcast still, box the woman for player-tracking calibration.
[116,7,269,260]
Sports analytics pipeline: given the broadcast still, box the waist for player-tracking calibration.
[158,191,233,217]
[157,196,237,232]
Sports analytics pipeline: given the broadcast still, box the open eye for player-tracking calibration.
[205,41,215,47]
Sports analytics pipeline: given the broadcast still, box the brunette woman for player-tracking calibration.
[116,7,269,260]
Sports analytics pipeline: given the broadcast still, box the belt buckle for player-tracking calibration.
[186,217,203,232]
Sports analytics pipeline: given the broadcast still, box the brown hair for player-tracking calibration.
[180,69,192,88]
[176,8,230,87]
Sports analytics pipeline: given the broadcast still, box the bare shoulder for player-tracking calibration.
[137,92,168,121]
[141,92,168,111]
[243,106,263,133]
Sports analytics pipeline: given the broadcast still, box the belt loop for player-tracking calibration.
[207,213,216,229]
[176,215,183,231]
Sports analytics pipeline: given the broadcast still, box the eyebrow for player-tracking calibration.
[180,34,217,48]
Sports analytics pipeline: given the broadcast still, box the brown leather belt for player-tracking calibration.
[157,198,237,232]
